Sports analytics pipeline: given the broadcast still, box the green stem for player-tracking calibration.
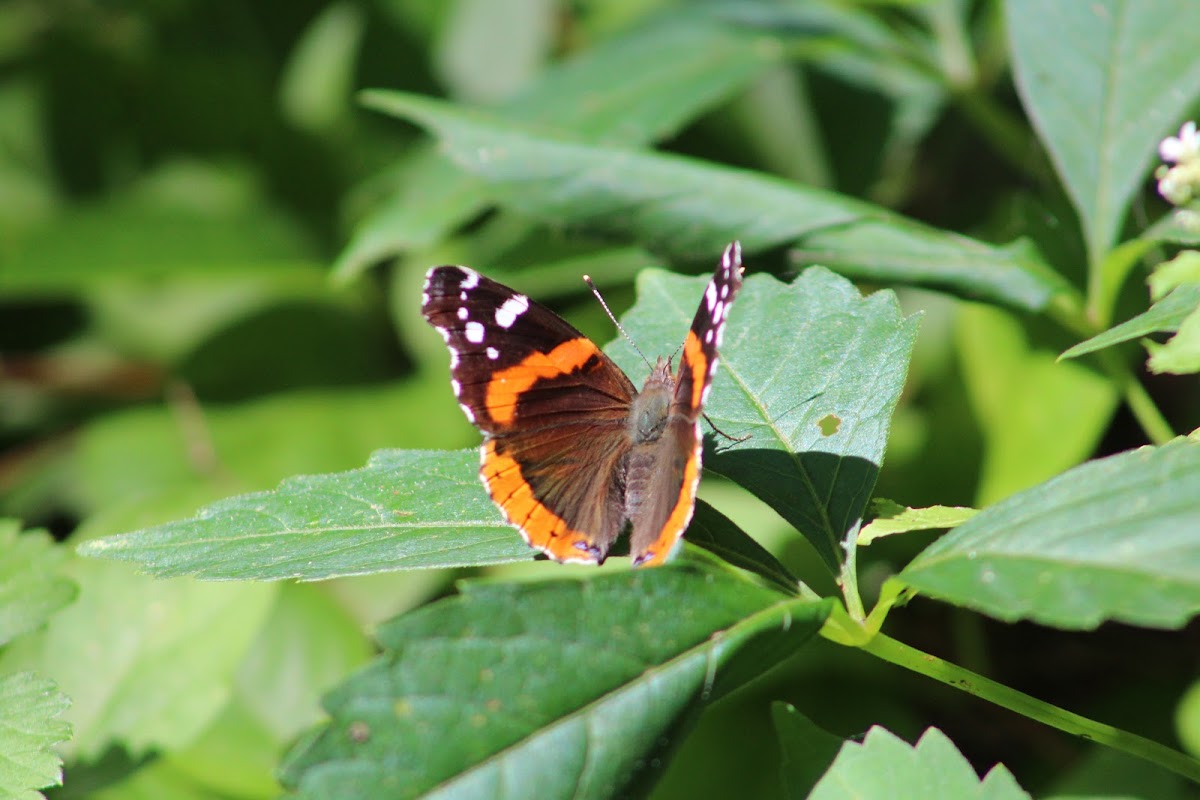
[1120,369,1176,445]
[1047,297,1176,445]
[862,632,1200,784]
[1097,350,1176,445]
[839,539,866,621]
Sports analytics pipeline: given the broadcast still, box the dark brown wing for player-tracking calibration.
[627,242,744,566]
[422,266,637,563]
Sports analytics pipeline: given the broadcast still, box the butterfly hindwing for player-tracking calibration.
[626,242,744,566]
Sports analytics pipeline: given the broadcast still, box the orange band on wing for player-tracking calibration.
[484,338,602,426]
[481,440,599,563]
[635,440,702,568]
[683,331,708,410]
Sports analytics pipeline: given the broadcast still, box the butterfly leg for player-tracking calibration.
[703,413,750,443]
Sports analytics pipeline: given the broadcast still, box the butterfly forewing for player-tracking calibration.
[422,266,637,563]
[421,242,743,568]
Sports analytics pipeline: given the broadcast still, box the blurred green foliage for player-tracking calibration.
[2,1,1200,798]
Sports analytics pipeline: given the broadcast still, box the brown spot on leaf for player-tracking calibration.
[348,721,370,743]
[818,414,841,436]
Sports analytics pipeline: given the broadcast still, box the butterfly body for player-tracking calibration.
[422,242,742,567]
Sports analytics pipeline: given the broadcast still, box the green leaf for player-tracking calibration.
[81,267,913,581]
[1007,0,1200,269]
[370,91,1069,312]
[858,501,978,546]
[278,564,831,800]
[1060,283,1200,360]
[0,522,76,647]
[433,0,554,103]
[610,268,918,573]
[78,449,530,580]
[1147,306,1200,374]
[899,437,1200,629]
[957,304,1117,504]
[279,1,366,133]
[0,551,276,759]
[79,448,530,578]
[809,726,1029,799]
[1179,679,1200,760]
[772,703,845,800]
[72,381,472,514]
[685,502,799,595]
[165,583,373,798]
[0,167,313,297]
[336,12,783,279]
[0,672,71,800]
[1044,748,1191,800]
[1149,252,1200,301]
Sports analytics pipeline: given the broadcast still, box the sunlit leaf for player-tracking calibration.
[900,438,1200,629]
[279,564,831,800]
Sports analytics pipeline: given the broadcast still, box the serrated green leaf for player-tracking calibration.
[0,522,76,647]
[78,449,530,579]
[1147,306,1200,375]
[81,266,912,581]
[809,726,1029,799]
[369,91,1069,312]
[0,552,276,759]
[337,12,783,279]
[1149,252,1200,301]
[1007,0,1200,270]
[0,672,71,800]
[858,502,978,545]
[609,268,918,573]
[278,564,831,800]
[772,703,844,800]
[1061,283,1200,360]
[899,438,1200,629]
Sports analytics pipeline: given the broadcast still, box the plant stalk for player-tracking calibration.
[862,632,1200,784]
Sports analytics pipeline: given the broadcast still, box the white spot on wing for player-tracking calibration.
[461,404,476,422]
[465,321,485,343]
[705,329,714,344]
[705,281,718,310]
[460,269,480,290]
[438,328,451,343]
[720,283,729,300]
[449,350,460,368]
[450,379,461,396]
[457,307,469,320]
[495,294,529,328]
[486,347,499,360]
[460,291,468,301]
[421,291,430,306]
[713,300,725,322]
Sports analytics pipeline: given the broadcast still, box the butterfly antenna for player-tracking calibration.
[583,275,653,370]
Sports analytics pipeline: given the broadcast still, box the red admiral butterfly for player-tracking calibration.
[422,242,743,567]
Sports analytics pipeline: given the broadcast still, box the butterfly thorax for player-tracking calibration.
[628,357,675,444]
